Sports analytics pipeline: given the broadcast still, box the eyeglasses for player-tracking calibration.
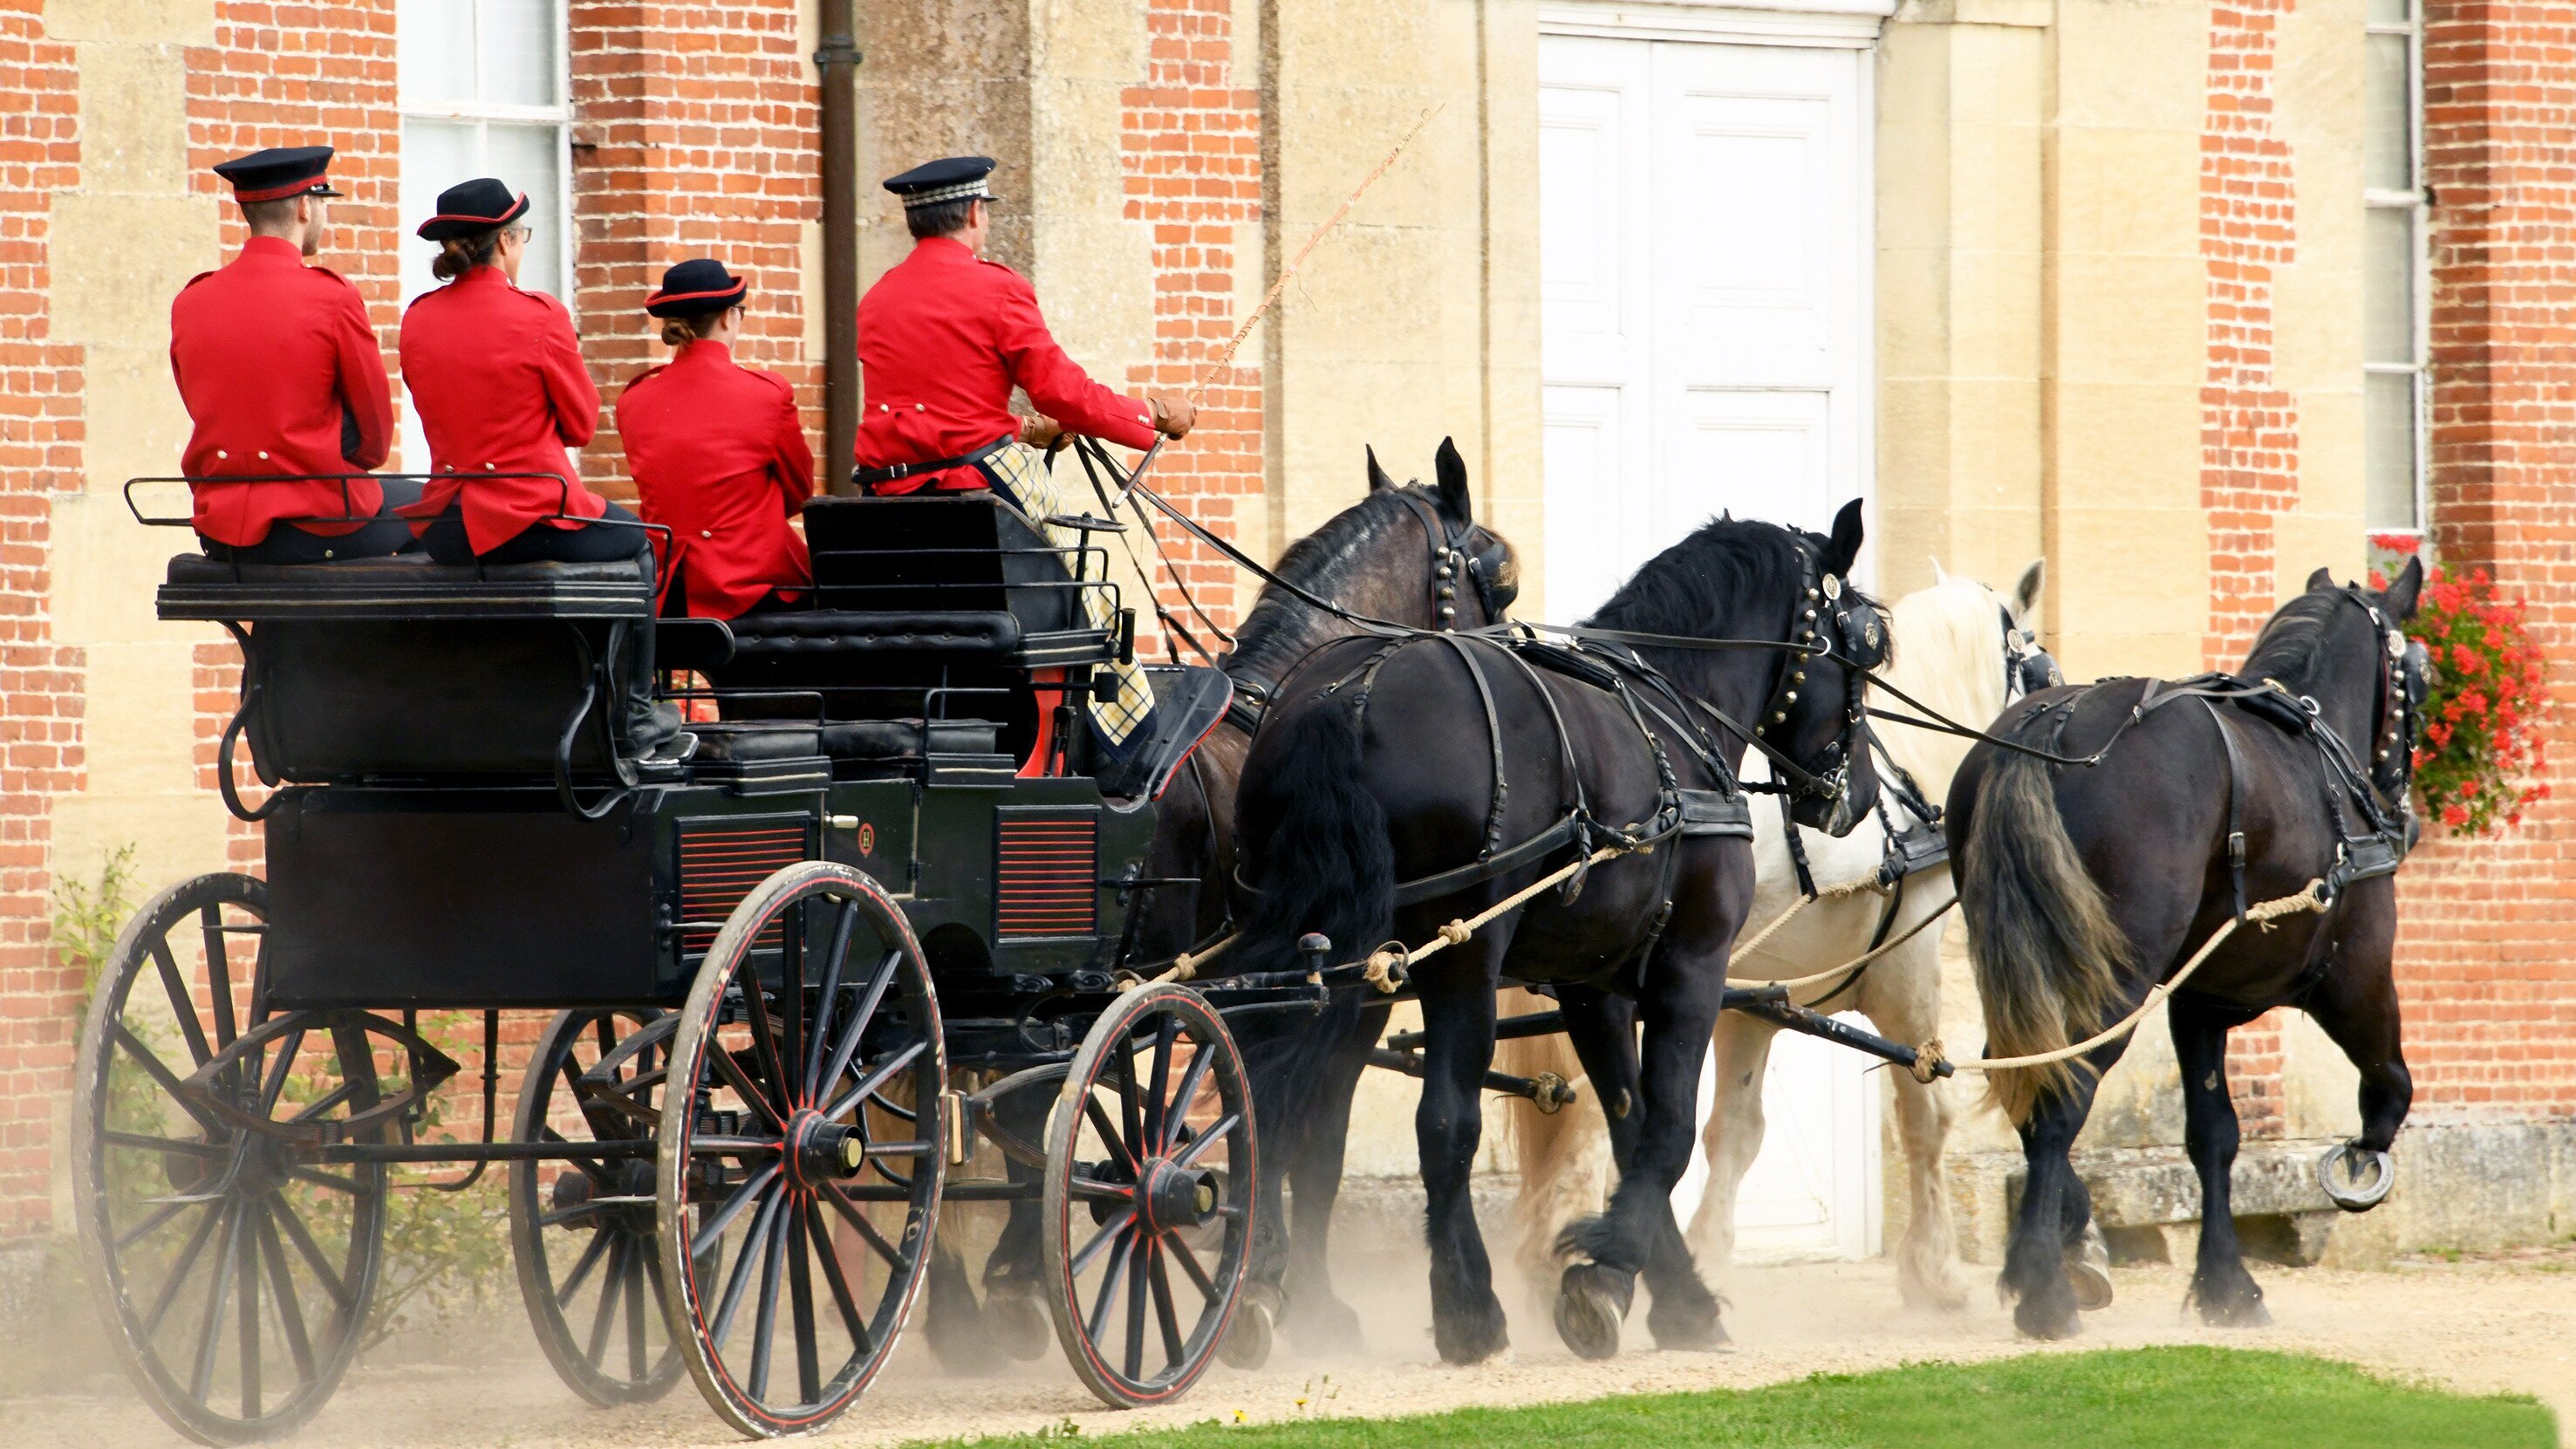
[503,224,534,243]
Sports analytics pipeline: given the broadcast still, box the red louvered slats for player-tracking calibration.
[677,821,812,954]
[996,810,1098,940]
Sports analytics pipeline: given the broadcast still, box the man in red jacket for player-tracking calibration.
[855,156,1192,778]
[171,145,411,563]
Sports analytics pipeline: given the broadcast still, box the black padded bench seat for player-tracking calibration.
[723,608,1115,669]
[693,717,1002,763]
[159,552,653,623]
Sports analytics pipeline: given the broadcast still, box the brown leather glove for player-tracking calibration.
[1147,392,1196,440]
[1017,413,1064,449]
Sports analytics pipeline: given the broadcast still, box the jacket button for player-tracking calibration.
[483,462,495,469]
[700,530,713,539]
[878,404,889,413]
[257,450,270,460]
[443,464,454,472]
[215,449,228,459]
[915,403,926,411]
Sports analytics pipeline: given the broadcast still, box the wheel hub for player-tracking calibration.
[786,1111,866,1191]
[1135,1158,1219,1234]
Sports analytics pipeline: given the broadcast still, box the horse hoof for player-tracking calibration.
[1286,1288,1364,1351]
[1554,1263,1632,1362]
[1220,1286,1280,1370]
[1647,1299,1729,1352]
[2012,1302,2083,1342]
[987,1280,1053,1362]
[2191,1278,2270,1329]
[2064,1225,2115,1312]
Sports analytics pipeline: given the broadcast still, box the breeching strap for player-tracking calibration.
[1925,877,2331,1083]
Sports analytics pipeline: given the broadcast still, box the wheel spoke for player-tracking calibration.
[1144,1015,1177,1152]
[1083,1091,1132,1174]
[537,1126,616,1186]
[776,899,808,1111]
[554,1227,615,1309]
[104,1130,228,1161]
[803,1203,872,1356]
[821,1038,927,1123]
[817,1181,906,1269]
[788,1205,822,1405]
[116,1196,198,1252]
[1124,1226,1148,1383]
[287,1078,359,1125]
[142,1201,225,1336]
[1166,1233,1217,1302]
[1148,1236,1187,1373]
[255,1203,318,1386]
[188,1200,243,1405]
[1172,1112,1240,1170]
[583,1236,628,1370]
[748,1193,793,1401]
[624,1234,651,1383]
[690,1162,783,1261]
[1070,1205,1137,1277]
[113,1026,221,1133]
[1085,1226,1135,1346]
[817,951,901,1104]
[257,1026,308,1114]
[287,1165,366,1197]
[735,970,794,1121]
[707,1042,787,1135]
[270,1195,352,1311]
[201,906,240,1051]
[709,1187,783,1354]
[803,899,860,1102]
[236,1190,262,1418]
[141,940,215,1074]
[1160,1049,1216,1153]
[1117,1050,1145,1179]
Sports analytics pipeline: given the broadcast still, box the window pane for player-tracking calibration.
[478,0,559,108]
[485,123,564,300]
[399,0,478,109]
[2367,0,2411,22]
[401,119,480,302]
[2365,206,2416,365]
[2365,371,2420,531]
[2366,33,2414,192]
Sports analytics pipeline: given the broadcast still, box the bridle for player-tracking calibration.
[2001,606,2063,701]
[1391,489,1516,630]
[2337,584,2426,831]
[1736,541,1882,828]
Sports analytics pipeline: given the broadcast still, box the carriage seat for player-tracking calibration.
[722,608,1023,660]
[159,550,652,622]
[691,716,1011,785]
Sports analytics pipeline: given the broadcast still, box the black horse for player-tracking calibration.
[926,440,1520,1370]
[1227,504,1884,1364]
[1946,559,2427,1340]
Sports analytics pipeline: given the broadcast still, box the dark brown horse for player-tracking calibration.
[1946,560,2426,1339]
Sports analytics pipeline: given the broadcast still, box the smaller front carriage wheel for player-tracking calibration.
[509,1008,686,1405]
[1043,983,1254,1409]
[658,863,946,1439]
[71,873,386,1446]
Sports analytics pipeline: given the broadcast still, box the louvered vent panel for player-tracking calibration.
[995,810,1099,940]
[676,820,812,954]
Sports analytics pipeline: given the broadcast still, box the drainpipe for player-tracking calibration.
[817,2,862,495]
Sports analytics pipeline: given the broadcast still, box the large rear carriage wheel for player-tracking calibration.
[509,1008,686,1405]
[658,863,945,1438]
[71,873,386,1445]
[1044,983,1254,1409]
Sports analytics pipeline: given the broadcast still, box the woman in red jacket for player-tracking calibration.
[615,259,816,619]
[400,177,646,568]
[400,177,683,758]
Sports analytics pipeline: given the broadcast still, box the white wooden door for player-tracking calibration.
[1541,28,1880,1263]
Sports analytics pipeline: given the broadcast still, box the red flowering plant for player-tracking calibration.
[2395,565,2552,837]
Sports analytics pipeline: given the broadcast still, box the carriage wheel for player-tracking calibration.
[658,862,946,1438]
[70,873,386,1445]
[509,1008,686,1405]
[1042,983,1254,1409]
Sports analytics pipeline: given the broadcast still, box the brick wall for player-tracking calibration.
[566,2,820,502]
[2397,0,2576,1119]
[0,0,82,1244]
[2200,0,2303,1136]
[1118,0,1261,646]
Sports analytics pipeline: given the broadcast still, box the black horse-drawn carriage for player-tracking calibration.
[74,480,1295,1441]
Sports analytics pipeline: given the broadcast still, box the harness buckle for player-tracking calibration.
[2227,830,2246,871]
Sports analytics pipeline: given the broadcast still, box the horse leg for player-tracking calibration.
[1415,957,1511,1365]
[1996,1049,2116,1340]
[977,1085,1056,1359]
[1500,1024,1609,1306]
[2170,992,2269,1326]
[1549,987,1650,1358]
[1681,1008,1776,1277]
[1281,999,1387,1349]
[2302,921,2415,1220]
[1854,941,1970,1310]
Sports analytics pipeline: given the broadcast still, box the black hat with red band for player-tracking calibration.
[645,258,749,318]
[416,177,532,242]
[214,146,343,203]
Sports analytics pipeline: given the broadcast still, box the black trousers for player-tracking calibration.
[201,512,417,564]
[417,502,678,753]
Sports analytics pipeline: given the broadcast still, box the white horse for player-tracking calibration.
[1502,561,2046,1311]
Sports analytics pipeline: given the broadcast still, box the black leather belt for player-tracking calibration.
[851,434,1013,489]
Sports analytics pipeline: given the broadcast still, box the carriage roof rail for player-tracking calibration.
[122,471,673,555]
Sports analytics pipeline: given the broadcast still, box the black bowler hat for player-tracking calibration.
[882,155,997,208]
[213,146,342,202]
[645,258,749,317]
[416,177,531,241]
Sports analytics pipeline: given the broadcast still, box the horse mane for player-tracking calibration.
[1582,515,1889,699]
[1879,577,2013,789]
[2238,589,2350,694]
[1224,485,1438,681]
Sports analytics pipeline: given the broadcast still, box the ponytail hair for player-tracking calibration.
[431,227,503,282]
[659,308,730,347]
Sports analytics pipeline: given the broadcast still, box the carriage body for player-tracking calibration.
[78,483,1256,1444]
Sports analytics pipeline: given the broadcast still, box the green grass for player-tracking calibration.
[926,1348,2554,1449]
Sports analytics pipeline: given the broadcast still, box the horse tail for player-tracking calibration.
[1959,747,2132,1124]
[1227,698,1396,1131]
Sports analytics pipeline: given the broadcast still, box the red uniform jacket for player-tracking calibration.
[170,236,396,546]
[854,236,1159,493]
[617,342,816,619]
[398,265,608,553]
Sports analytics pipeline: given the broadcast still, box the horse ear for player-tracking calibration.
[1365,446,1396,493]
[2381,554,2426,622]
[1821,498,1865,578]
[2306,565,2337,592]
[1929,557,1951,584]
[2012,557,2046,622]
[1435,436,1473,523]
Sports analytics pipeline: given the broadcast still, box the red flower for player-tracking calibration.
[2443,803,2470,827]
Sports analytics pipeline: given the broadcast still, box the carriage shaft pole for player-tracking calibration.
[318,1140,657,1165]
